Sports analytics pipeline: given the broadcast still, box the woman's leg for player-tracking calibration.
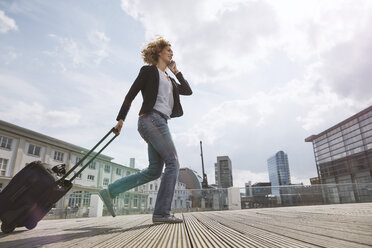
[137,112,180,216]
[108,142,164,198]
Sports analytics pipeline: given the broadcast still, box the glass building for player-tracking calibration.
[267,151,292,204]
[305,105,372,203]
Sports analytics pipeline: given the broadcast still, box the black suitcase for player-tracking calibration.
[0,128,118,234]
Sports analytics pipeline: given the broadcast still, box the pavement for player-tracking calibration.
[1,203,372,248]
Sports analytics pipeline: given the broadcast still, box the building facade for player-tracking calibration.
[305,105,372,203]
[0,120,148,216]
[242,182,274,208]
[215,156,233,188]
[146,177,188,211]
[267,151,291,194]
[267,151,292,204]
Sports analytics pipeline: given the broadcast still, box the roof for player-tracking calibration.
[305,105,372,142]
[0,119,114,162]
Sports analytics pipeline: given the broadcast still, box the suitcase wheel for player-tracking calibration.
[1,222,16,234]
[25,220,37,230]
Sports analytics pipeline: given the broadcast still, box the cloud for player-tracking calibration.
[0,74,43,100]
[0,46,18,64]
[45,31,111,70]
[320,24,372,101]
[176,66,362,148]
[0,73,80,128]
[0,10,18,33]
[120,0,372,104]
[0,101,81,128]
[121,0,278,83]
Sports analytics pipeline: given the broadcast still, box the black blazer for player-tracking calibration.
[116,65,192,121]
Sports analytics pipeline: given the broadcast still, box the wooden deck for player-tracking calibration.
[1,203,372,248]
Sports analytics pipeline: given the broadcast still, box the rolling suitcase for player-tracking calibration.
[0,128,118,234]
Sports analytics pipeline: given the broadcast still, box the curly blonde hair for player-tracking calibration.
[141,37,171,65]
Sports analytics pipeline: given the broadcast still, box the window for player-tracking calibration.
[0,136,12,149]
[89,162,96,170]
[83,192,91,206]
[124,193,129,207]
[87,175,95,181]
[133,195,138,208]
[75,157,83,167]
[155,185,158,191]
[126,171,131,176]
[116,168,121,176]
[149,197,153,205]
[54,151,64,162]
[68,191,82,207]
[150,184,153,190]
[103,178,109,186]
[28,144,41,156]
[0,158,8,176]
[104,165,110,173]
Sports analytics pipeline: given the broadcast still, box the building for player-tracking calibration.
[267,151,292,205]
[178,167,204,209]
[310,177,320,185]
[146,176,188,211]
[242,182,274,208]
[245,181,253,197]
[215,156,233,188]
[0,120,148,216]
[267,151,291,195]
[178,168,202,190]
[305,105,372,203]
[129,158,135,168]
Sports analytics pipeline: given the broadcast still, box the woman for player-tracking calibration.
[99,37,192,224]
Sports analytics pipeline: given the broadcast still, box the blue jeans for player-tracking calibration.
[108,111,180,216]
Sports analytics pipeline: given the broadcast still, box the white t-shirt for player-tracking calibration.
[153,68,174,119]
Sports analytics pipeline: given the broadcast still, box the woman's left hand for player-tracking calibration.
[168,60,179,75]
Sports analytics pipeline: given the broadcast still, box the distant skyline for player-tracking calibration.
[1,0,372,187]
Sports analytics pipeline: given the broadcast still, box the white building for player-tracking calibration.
[146,176,188,211]
[0,120,147,215]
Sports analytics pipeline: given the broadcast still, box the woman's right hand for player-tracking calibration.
[114,120,124,135]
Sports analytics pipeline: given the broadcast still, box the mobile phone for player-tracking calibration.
[168,61,175,68]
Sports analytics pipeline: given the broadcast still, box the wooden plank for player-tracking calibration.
[207,208,372,248]
[192,212,316,248]
[0,203,371,248]
[183,213,229,247]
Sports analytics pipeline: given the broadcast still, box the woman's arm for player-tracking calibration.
[175,72,192,95]
[116,66,150,121]
[168,61,192,95]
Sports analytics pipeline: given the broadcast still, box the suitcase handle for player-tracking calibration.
[59,127,119,182]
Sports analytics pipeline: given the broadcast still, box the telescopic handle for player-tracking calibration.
[60,127,118,182]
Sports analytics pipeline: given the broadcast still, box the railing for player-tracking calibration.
[46,183,372,219]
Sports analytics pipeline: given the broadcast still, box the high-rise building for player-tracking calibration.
[267,151,291,198]
[305,105,372,203]
[215,156,233,188]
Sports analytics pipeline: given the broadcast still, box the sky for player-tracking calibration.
[1,0,372,187]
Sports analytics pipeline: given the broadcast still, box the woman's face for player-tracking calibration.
[158,45,173,64]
